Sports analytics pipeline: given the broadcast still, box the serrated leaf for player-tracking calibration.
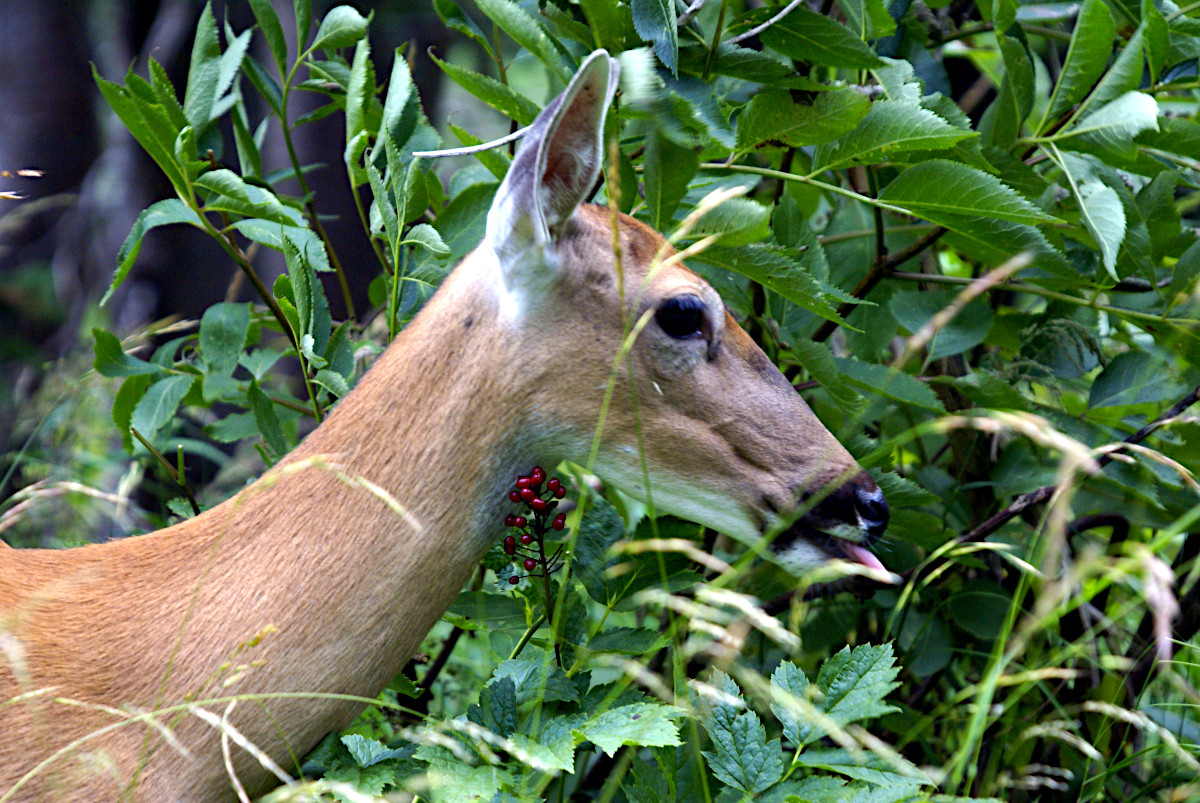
[1055,150,1126,279]
[93,329,162,378]
[794,748,928,786]
[693,245,846,326]
[770,661,811,746]
[586,628,668,655]
[981,27,1034,148]
[1058,91,1159,158]
[1041,0,1115,127]
[840,0,897,39]
[183,3,221,130]
[312,368,350,398]
[631,0,678,74]
[787,339,864,416]
[573,496,626,603]
[312,5,368,51]
[194,169,302,225]
[578,703,683,756]
[817,643,902,730]
[701,706,784,793]
[131,374,195,442]
[473,0,571,82]
[489,658,579,705]
[113,375,154,452]
[879,160,1056,225]
[689,198,771,245]
[345,39,375,153]
[282,229,332,358]
[340,734,412,768]
[248,0,288,75]
[402,222,451,256]
[107,200,205,306]
[833,358,946,412]
[737,88,869,152]
[247,380,287,457]
[429,52,539,126]
[199,302,250,376]
[815,101,975,172]
[377,48,421,161]
[759,6,884,68]
[93,67,188,194]
[936,212,1071,274]
[479,677,518,738]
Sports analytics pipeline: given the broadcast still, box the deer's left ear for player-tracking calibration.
[485,51,619,309]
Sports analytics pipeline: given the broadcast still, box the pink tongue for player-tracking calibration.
[842,543,886,572]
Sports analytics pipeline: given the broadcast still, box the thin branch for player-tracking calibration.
[811,226,947,343]
[677,0,706,27]
[412,126,530,159]
[130,427,201,516]
[728,0,804,44]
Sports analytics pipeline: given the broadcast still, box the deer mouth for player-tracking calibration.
[769,522,886,572]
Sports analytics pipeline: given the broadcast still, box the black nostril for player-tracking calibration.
[855,488,889,536]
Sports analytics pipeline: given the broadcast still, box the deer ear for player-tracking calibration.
[485,51,618,305]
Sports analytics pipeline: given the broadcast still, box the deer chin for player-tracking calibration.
[769,523,886,574]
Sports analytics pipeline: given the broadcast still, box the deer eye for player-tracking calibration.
[655,295,706,339]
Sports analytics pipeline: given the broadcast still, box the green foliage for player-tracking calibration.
[51,0,1200,800]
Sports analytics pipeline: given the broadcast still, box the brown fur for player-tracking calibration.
[0,205,871,800]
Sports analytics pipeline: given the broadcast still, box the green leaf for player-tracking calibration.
[833,358,947,412]
[377,49,420,160]
[737,88,869,152]
[586,628,668,655]
[294,0,312,49]
[489,658,579,704]
[473,0,571,83]
[573,496,626,603]
[840,0,897,38]
[183,2,221,130]
[1088,350,1178,408]
[199,302,250,376]
[312,368,350,398]
[794,749,927,786]
[311,5,369,51]
[401,222,451,257]
[787,339,865,416]
[194,169,302,225]
[814,101,975,172]
[689,198,771,245]
[692,245,846,326]
[769,661,811,746]
[643,130,698,230]
[890,288,994,361]
[631,0,678,74]
[759,6,884,69]
[981,27,1035,148]
[132,374,195,442]
[936,212,1071,274]
[1055,151,1125,279]
[578,703,683,757]
[248,0,288,75]
[430,181,498,263]
[1084,22,1146,112]
[107,200,205,306]
[282,230,332,359]
[429,52,539,126]
[248,380,288,457]
[1041,0,1115,127]
[93,66,188,194]
[450,123,511,179]
[817,643,902,731]
[478,677,518,738]
[947,581,1011,640]
[340,734,412,767]
[93,329,163,378]
[113,374,154,452]
[702,705,784,794]
[345,39,376,159]
[435,0,494,56]
[879,160,1057,225]
[1058,91,1159,159]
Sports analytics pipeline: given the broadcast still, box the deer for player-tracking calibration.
[0,51,888,801]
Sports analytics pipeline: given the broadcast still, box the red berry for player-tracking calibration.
[503,536,516,554]
[508,490,521,503]
[529,497,547,512]
[531,466,545,484]
[512,516,527,529]
[503,514,515,527]
[519,487,535,503]
[523,557,537,571]
[509,575,520,585]
[516,476,532,489]
[546,478,561,492]
[520,533,534,545]
[552,513,566,531]
[553,486,566,498]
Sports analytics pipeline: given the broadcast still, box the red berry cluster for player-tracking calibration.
[502,466,567,585]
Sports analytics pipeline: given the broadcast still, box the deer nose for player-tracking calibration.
[855,485,889,538]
